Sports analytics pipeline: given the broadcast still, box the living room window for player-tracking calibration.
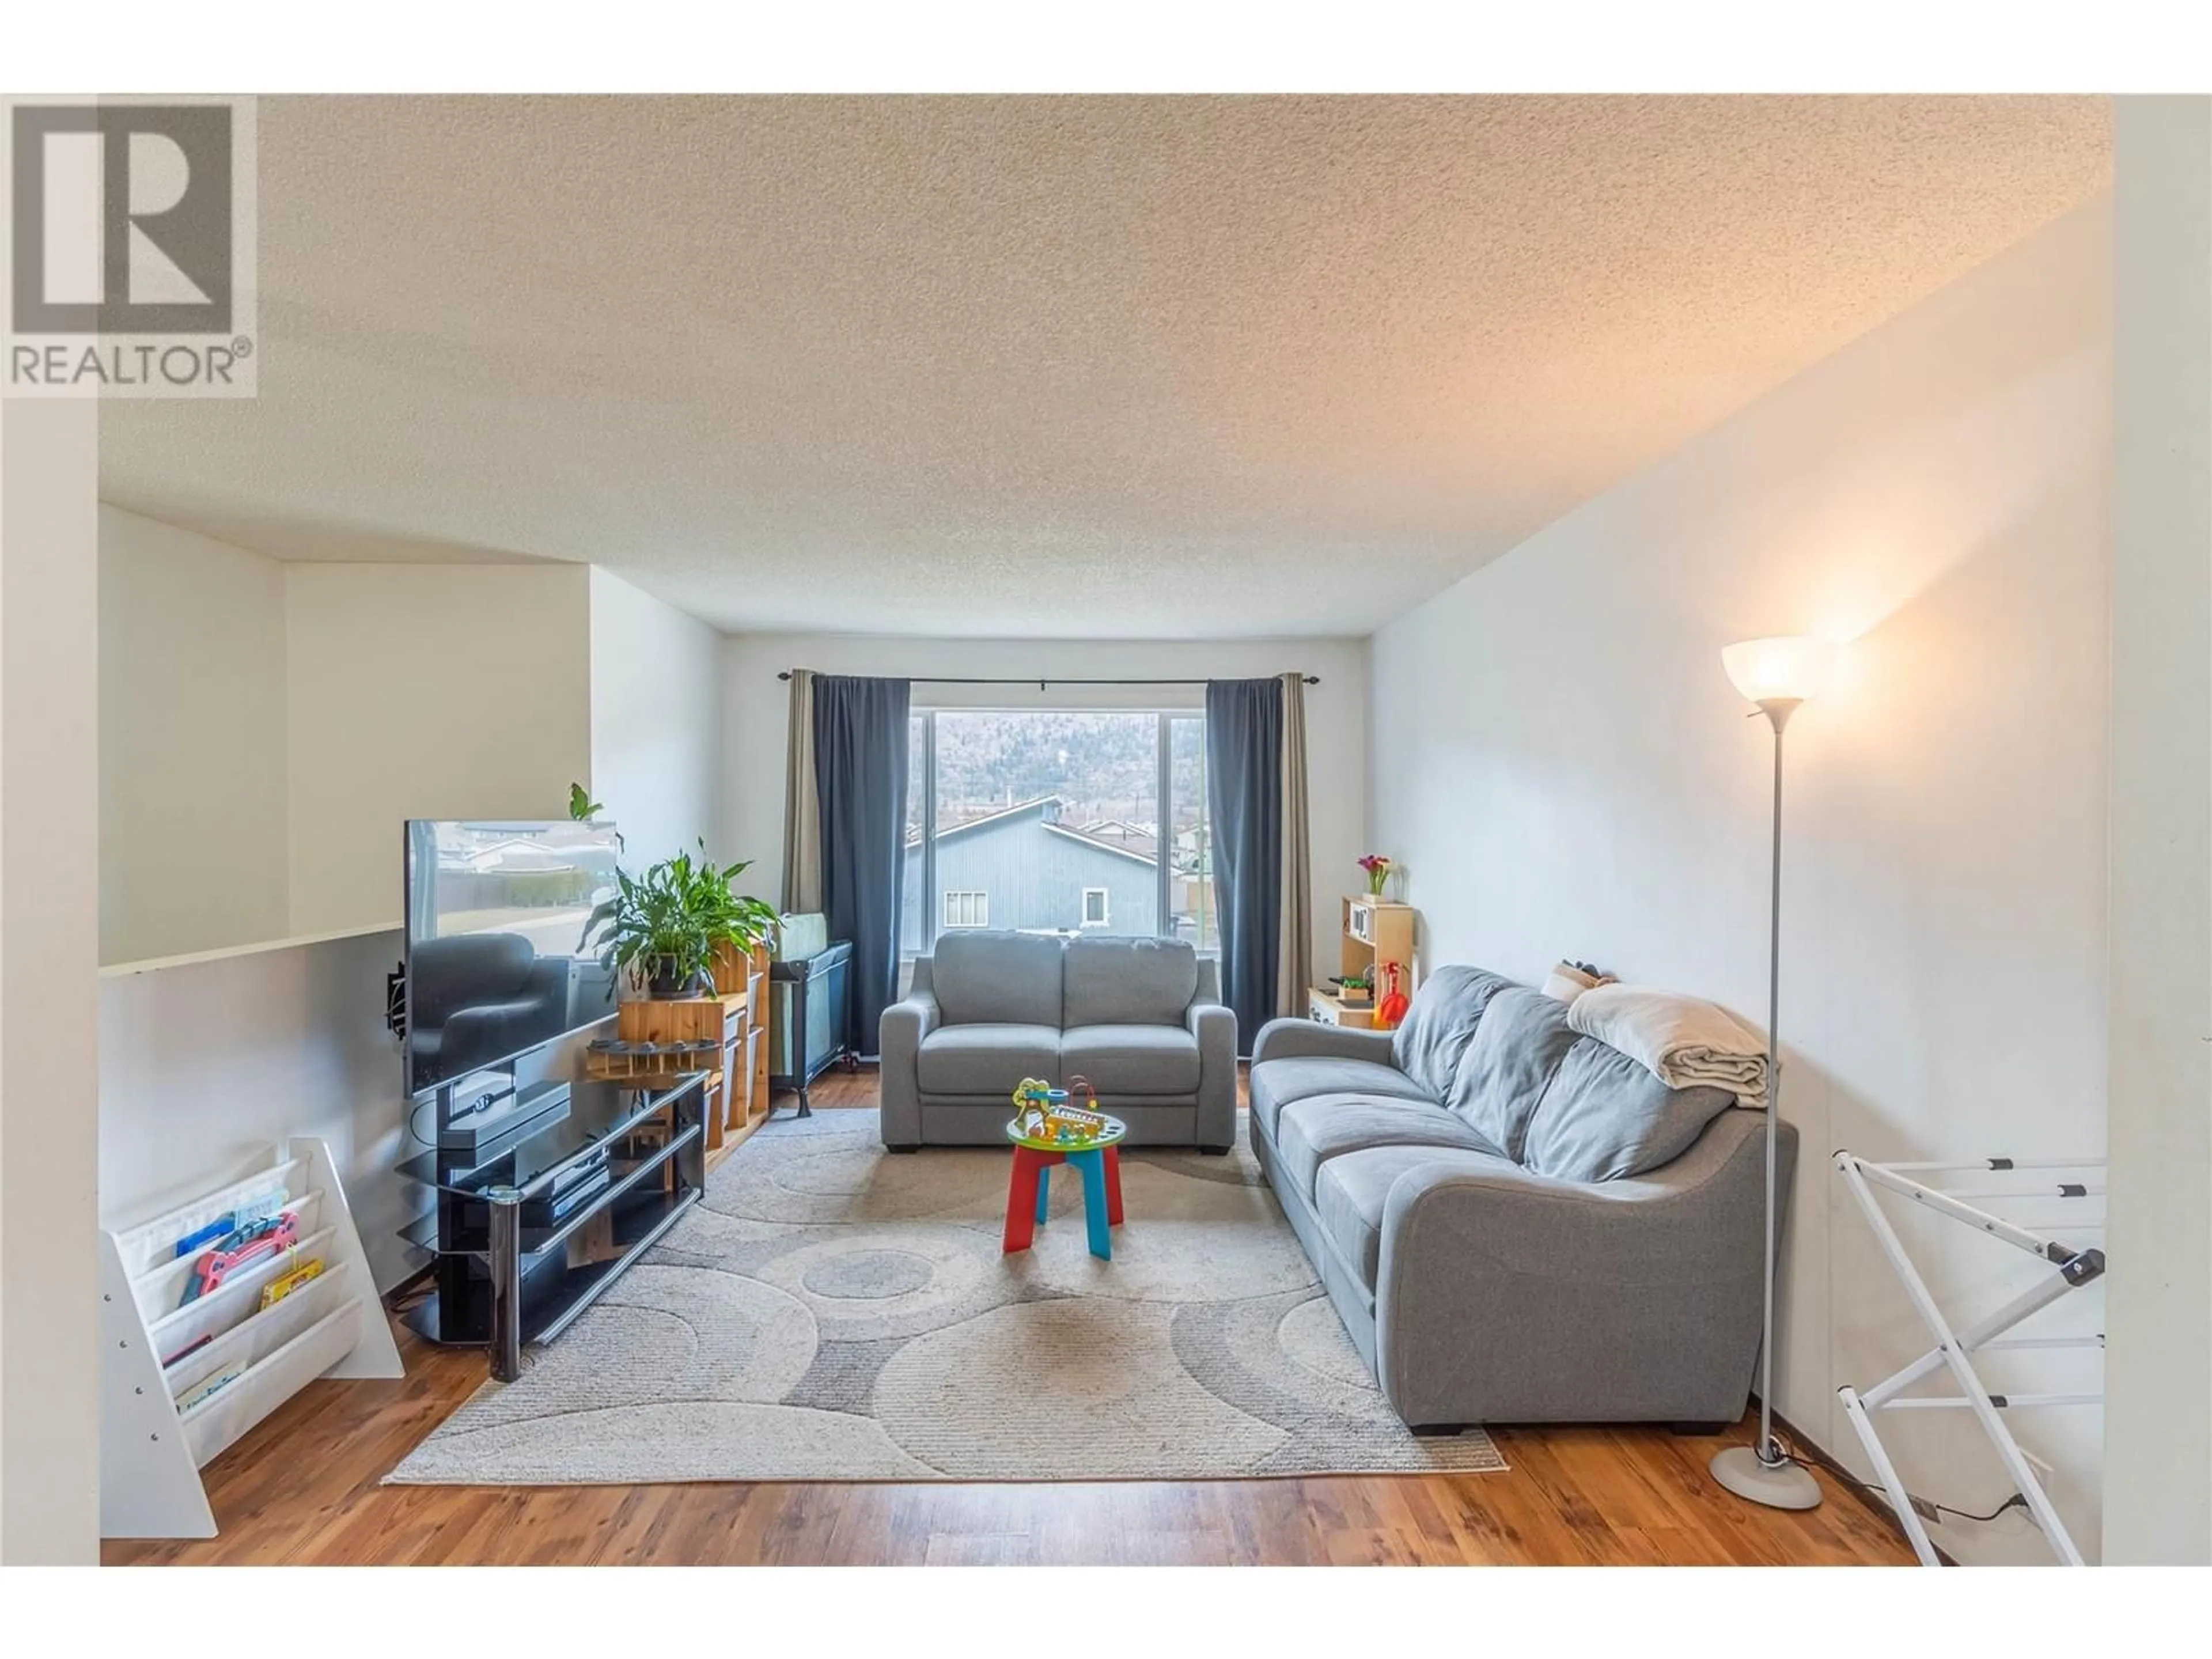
[901,707,1211,955]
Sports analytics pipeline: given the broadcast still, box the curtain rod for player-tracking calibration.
[778,672,1319,686]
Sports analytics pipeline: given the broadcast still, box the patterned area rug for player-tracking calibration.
[386,1111,1504,1484]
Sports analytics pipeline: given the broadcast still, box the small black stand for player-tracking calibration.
[770,938,855,1116]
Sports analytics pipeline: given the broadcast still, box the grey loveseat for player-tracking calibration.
[1249,966,1790,1431]
[880,933,1237,1150]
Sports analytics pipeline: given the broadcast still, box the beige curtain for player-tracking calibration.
[781,669,823,915]
[1274,671,1312,1019]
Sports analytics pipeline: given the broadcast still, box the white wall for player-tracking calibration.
[98,506,290,965]
[588,567,725,868]
[285,563,593,934]
[1369,200,2112,1563]
[720,632,1370,984]
[2104,97,2212,1566]
[1,395,102,1564]
[98,537,698,952]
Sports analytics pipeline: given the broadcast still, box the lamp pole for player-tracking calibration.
[1709,693,1824,1510]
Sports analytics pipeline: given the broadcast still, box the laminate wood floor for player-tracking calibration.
[104,1070,1910,1566]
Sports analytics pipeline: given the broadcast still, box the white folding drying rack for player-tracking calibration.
[1831,1148,2104,1566]
[100,1137,404,1538]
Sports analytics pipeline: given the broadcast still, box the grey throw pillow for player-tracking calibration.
[1444,986,1578,1162]
[1390,966,1513,1099]
[1521,1036,1736,1181]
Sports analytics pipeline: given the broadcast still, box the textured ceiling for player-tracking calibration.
[97,96,2111,638]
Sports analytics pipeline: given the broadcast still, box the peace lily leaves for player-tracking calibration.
[580,840,781,996]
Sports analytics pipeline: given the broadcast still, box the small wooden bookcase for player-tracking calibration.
[101,1138,404,1537]
[1307,897,1416,1029]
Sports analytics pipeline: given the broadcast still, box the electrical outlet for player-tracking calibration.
[2021,1449,2056,1490]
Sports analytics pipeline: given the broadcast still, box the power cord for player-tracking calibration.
[1762,1423,2032,1529]
[1911,1491,2033,1527]
[1752,1416,2038,1550]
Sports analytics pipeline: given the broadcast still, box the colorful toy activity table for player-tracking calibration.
[1002,1113,1126,1260]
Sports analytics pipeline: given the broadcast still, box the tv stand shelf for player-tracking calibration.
[397,1073,707,1381]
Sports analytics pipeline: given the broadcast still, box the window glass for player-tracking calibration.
[1169,714,1214,951]
[899,712,928,956]
[903,709,1200,953]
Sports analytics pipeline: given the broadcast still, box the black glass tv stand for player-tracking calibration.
[397,1074,707,1380]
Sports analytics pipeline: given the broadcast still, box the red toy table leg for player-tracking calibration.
[1104,1145,1124,1226]
[1003,1147,1045,1253]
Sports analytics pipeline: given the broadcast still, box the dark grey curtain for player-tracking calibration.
[1206,678,1284,1054]
[813,675,911,1058]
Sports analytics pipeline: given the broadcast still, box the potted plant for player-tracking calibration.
[580,841,781,999]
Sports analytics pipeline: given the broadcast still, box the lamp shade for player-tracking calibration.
[1721,635,1838,707]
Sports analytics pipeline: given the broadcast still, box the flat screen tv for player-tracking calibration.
[402,819,623,1098]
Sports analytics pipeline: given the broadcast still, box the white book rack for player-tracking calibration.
[1832,1149,2105,1566]
[100,1137,404,1538]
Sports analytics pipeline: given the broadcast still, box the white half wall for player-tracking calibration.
[1369,199,2113,1563]
[97,927,615,1300]
[720,632,1370,984]
[588,567,725,868]
[99,930,418,1291]
[98,505,290,965]
[285,563,593,934]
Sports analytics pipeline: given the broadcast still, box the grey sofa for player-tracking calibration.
[1249,965,1791,1431]
[880,933,1237,1150]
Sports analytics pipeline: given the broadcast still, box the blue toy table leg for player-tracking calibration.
[1034,1162,1051,1225]
[1068,1148,1112,1260]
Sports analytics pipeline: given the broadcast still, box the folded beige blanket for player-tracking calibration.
[1566,983,1771,1109]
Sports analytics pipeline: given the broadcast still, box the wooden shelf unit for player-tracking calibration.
[1308,897,1416,1029]
[584,944,774,1172]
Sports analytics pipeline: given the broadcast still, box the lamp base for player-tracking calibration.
[1710,1444,1824,1511]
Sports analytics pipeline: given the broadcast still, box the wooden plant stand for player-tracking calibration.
[585,945,772,1172]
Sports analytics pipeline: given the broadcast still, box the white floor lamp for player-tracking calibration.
[1711,634,1838,1513]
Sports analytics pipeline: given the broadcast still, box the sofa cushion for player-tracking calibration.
[1315,1143,1518,1288]
[916,1022,1060,1094]
[1276,1094,1502,1199]
[1249,1057,1435,1141]
[929,931,1065,1028]
[1062,1023,1201,1096]
[1391,966,1514,1098]
[1521,1036,1736,1181]
[1063,936,1198,1027]
[1446,986,1578,1162]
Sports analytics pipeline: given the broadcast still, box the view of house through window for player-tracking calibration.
[900,709,1213,956]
